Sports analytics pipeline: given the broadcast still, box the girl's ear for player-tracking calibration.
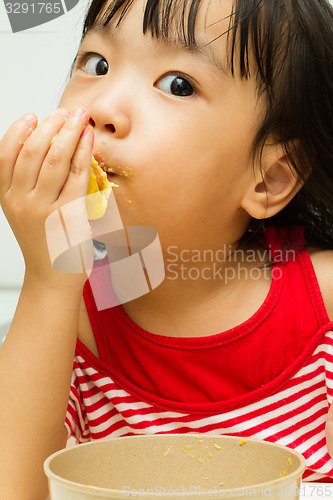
[241,151,304,220]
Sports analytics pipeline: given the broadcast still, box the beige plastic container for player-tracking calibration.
[44,434,306,500]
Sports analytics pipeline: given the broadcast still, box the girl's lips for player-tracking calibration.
[106,171,117,183]
[92,154,111,173]
[93,152,131,179]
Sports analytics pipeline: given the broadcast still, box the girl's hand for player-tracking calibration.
[0,107,94,290]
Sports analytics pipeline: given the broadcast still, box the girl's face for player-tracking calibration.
[59,0,264,251]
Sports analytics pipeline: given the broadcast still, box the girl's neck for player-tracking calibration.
[121,239,272,337]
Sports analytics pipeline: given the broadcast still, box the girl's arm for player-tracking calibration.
[0,279,82,499]
[310,249,333,458]
[0,108,93,500]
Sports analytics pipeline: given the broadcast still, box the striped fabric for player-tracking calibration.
[65,325,333,482]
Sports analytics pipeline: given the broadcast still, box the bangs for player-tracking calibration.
[83,0,208,48]
[81,0,290,88]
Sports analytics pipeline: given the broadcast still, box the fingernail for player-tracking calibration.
[21,113,36,123]
[82,124,94,143]
[72,107,88,119]
[57,108,69,118]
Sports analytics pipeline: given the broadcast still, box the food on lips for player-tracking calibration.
[86,156,117,220]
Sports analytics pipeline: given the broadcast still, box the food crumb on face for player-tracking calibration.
[239,439,247,446]
[213,444,222,450]
[124,199,132,203]
[207,453,213,458]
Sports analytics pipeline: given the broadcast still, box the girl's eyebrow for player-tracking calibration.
[83,23,231,79]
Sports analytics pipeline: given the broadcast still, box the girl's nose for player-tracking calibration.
[88,109,131,139]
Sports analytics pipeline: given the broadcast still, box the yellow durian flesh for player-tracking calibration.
[86,156,116,220]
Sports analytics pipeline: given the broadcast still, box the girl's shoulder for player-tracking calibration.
[308,247,333,322]
[255,226,333,322]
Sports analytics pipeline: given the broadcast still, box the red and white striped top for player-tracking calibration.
[65,227,333,482]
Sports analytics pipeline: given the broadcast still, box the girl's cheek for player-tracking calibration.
[58,80,78,108]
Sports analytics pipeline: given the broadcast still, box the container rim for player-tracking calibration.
[44,434,307,498]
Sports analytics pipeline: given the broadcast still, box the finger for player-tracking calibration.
[12,109,69,192]
[0,114,37,196]
[58,124,94,205]
[34,108,90,203]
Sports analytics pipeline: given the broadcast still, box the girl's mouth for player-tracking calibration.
[104,168,117,183]
[93,152,131,180]
[104,165,133,182]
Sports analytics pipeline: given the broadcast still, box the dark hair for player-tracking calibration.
[77,0,333,249]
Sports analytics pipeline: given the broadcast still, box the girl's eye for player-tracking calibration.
[156,74,195,97]
[80,54,108,76]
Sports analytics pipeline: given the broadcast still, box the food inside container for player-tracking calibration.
[44,434,306,499]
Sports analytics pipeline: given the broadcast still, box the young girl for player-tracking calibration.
[0,0,333,497]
